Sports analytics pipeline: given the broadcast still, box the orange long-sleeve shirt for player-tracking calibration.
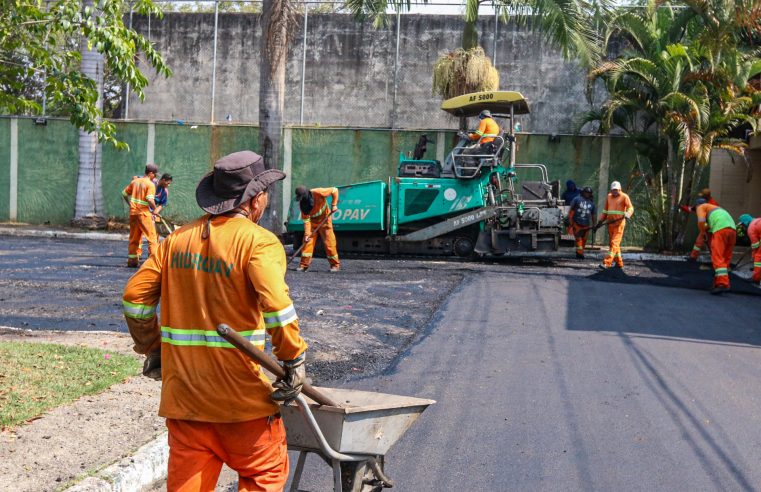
[301,187,339,235]
[123,215,308,423]
[600,192,634,222]
[122,176,156,216]
[469,118,500,144]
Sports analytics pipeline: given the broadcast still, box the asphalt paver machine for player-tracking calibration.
[287,91,564,257]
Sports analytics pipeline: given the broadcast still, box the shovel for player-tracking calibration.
[288,210,334,265]
[216,323,339,407]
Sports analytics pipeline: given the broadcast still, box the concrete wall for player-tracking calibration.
[709,145,761,219]
[127,13,594,134]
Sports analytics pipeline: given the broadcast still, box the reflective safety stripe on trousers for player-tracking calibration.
[715,268,729,277]
[161,327,265,348]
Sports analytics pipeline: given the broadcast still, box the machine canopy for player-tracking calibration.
[440,91,530,117]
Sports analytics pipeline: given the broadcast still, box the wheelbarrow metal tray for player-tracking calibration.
[282,387,435,456]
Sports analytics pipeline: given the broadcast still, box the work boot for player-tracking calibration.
[296,266,308,272]
[599,264,611,270]
[330,266,340,273]
[710,285,730,295]
[127,259,139,268]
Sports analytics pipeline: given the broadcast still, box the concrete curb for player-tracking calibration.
[65,433,168,492]
[0,226,127,241]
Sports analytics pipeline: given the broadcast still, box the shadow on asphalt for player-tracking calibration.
[588,260,761,297]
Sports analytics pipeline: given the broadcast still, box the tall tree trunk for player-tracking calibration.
[259,0,294,234]
[73,0,105,228]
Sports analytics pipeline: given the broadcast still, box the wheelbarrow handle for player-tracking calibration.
[216,324,340,407]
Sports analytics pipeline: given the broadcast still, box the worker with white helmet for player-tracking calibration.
[599,180,634,269]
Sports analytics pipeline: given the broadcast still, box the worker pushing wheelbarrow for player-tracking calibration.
[217,324,435,492]
[122,151,433,492]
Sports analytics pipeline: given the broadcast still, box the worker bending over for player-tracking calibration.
[295,185,340,272]
[123,151,308,490]
[685,188,719,261]
[122,164,159,268]
[737,214,761,284]
[568,186,597,259]
[599,181,634,269]
[695,198,736,294]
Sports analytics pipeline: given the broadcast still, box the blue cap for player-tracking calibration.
[739,214,754,228]
[695,197,707,206]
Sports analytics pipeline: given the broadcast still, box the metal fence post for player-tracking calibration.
[210,0,220,123]
[391,10,401,129]
[125,6,133,119]
[299,1,309,125]
[493,9,498,65]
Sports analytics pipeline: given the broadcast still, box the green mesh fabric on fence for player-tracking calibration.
[0,118,670,247]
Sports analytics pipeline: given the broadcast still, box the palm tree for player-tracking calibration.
[259,0,298,232]
[581,1,761,249]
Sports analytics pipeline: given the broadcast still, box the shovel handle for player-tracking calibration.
[216,324,340,407]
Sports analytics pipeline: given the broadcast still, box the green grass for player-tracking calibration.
[0,342,141,430]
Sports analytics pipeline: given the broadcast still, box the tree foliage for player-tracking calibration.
[0,0,172,147]
[581,0,761,250]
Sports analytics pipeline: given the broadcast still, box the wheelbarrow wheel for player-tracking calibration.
[340,457,386,492]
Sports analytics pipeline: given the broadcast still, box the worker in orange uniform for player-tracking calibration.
[737,214,761,284]
[685,188,719,261]
[461,110,501,163]
[122,164,159,268]
[123,151,308,491]
[295,185,340,272]
[568,186,597,259]
[695,198,737,294]
[599,181,634,269]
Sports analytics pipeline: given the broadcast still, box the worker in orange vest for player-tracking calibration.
[737,214,761,284]
[123,151,308,490]
[295,185,341,272]
[695,198,737,294]
[122,163,159,268]
[599,181,634,269]
[685,188,719,261]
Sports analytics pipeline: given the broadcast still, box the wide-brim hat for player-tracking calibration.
[196,150,285,215]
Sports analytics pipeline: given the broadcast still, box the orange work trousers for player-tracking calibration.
[166,415,288,492]
[710,228,736,289]
[572,223,590,256]
[128,213,158,262]
[753,246,761,284]
[603,221,626,267]
[299,217,340,269]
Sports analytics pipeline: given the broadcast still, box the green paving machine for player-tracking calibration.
[286,91,565,257]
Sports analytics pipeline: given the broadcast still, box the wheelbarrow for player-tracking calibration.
[216,324,435,492]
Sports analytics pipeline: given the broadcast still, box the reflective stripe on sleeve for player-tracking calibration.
[752,241,760,249]
[146,194,155,200]
[755,262,761,267]
[161,327,265,348]
[123,300,157,319]
[263,304,298,329]
[692,245,701,251]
